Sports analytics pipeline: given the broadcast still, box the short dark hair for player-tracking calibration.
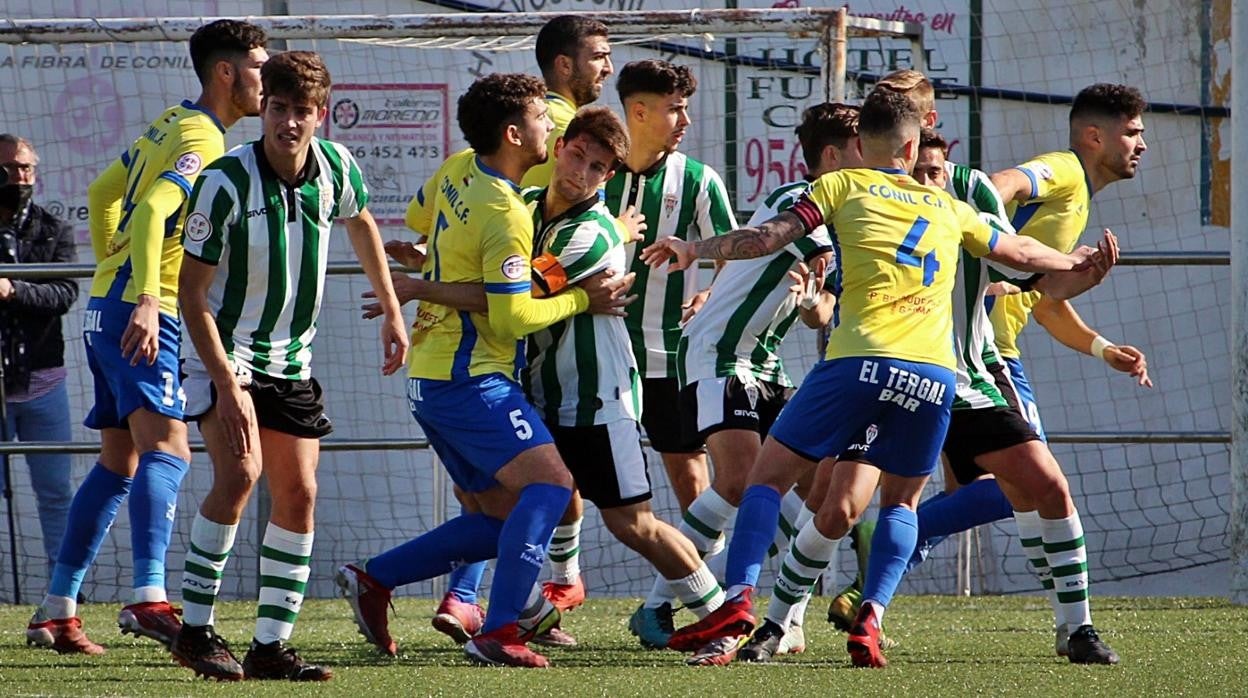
[858,88,921,142]
[458,73,546,156]
[1070,83,1147,124]
[616,60,697,101]
[563,106,630,168]
[189,19,267,84]
[795,103,859,170]
[535,15,609,79]
[261,51,332,107]
[919,127,948,155]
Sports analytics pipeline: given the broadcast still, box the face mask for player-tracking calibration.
[0,184,33,213]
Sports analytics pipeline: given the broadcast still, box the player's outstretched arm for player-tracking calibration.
[640,210,808,271]
[362,275,487,318]
[989,167,1035,204]
[86,157,127,263]
[1032,295,1153,387]
[1032,229,1120,300]
[985,229,1117,282]
[362,269,633,319]
[383,239,427,270]
[180,256,257,457]
[346,209,410,376]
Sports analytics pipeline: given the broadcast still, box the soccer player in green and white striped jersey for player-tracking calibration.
[173,51,408,681]
[629,103,858,656]
[604,60,738,515]
[525,107,724,631]
[373,107,726,639]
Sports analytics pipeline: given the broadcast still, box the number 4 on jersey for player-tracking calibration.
[896,216,940,286]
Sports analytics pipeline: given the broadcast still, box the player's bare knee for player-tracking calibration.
[271,479,317,517]
[216,462,260,501]
[526,460,573,490]
[814,501,855,539]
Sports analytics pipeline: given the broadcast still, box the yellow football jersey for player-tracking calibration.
[407,153,586,380]
[990,150,1092,358]
[793,168,998,370]
[89,100,226,316]
[519,92,578,189]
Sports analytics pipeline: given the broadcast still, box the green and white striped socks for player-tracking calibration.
[767,518,838,628]
[1041,512,1092,629]
[548,519,582,586]
[254,523,313,644]
[181,513,237,627]
[667,563,724,619]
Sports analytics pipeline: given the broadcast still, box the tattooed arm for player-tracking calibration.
[639,210,810,271]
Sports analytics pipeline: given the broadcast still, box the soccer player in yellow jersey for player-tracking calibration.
[378,17,617,624]
[925,84,1147,664]
[520,15,613,189]
[642,88,1118,668]
[25,20,267,656]
[336,74,593,669]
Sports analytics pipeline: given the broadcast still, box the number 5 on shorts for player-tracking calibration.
[509,409,533,440]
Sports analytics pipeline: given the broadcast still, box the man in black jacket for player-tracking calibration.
[0,134,79,573]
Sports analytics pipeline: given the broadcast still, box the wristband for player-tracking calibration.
[1090,335,1115,361]
[800,275,819,310]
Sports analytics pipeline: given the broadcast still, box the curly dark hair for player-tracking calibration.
[616,60,697,101]
[563,106,630,168]
[189,19,267,84]
[795,102,859,170]
[261,51,332,107]
[1070,83,1147,124]
[535,15,609,79]
[458,73,546,156]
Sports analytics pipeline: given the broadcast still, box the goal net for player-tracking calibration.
[0,0,1228,608]
[0,4,920,604]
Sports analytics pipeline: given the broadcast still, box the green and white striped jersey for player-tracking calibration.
[182,137,368,380]
[678,179,832,388]
[604,151,738,378]
[945,161,1032,410]
[522,190,640,427]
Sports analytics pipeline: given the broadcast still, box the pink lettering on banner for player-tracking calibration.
[777,3,960,35]
[53,76,124,157]
[851,5,960,36]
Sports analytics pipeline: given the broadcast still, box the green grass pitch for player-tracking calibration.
[1,595,1244,696]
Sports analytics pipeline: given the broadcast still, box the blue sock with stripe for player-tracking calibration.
[446,504,488,603]
[724,485,782,594]
[448,561,488,604]
[48,463,132,604]
[863,505,919,609]
[482,483,571,633]
[367,513,503,590]
[919,478,1014,540]
[910,479,1014,570]
[129,450,189,599]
